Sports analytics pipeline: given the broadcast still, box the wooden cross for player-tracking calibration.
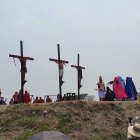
[9,40,34,103]
[49,44,69,101]
[71,54,85,100]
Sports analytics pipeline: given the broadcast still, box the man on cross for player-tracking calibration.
[71,54,85,100]
[0,89,1,98]
[19,57,27,84]
[54,60,66,85]
[9,41,34,103]
[77,67,83,88]
[49,44,69,100]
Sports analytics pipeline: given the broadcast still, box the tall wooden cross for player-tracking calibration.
[49,44,69,101]
[9,40,34,103]
[71,54,85,100]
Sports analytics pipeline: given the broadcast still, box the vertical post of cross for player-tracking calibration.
[77,54,80,100]
[9,40,34,103]
[57,44,62,99]
[71,54,85,100]
[49,44,69,101]
[20,40,24,102]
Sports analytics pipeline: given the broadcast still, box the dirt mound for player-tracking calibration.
[0,101,139,140]
[0,105,8,113]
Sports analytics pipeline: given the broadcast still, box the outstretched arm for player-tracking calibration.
[63,62,66,66]
[54,60,59,64]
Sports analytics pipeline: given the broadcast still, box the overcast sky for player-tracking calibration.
[0,0,140,101]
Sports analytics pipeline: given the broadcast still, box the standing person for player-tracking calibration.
[55,60,66,85]
[96,76,105,101]
[17,91,22,104]
[24,90,31,103]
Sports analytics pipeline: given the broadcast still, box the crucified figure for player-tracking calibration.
[19,57,27,84]
[77,67,83,88]
[9,40,34,103]
[55,60,66,85]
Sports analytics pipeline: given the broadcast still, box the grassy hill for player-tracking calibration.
[0,101,140,140]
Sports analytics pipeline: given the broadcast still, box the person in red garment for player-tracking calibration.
[17,92,22,104]
[33,97,39,103]
[13,91,19,104]
[24,90,31,103]
[38,97,45,103]
[113,77,127,100]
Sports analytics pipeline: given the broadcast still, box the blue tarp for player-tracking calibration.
[125,77,136,99]
[130,78,137,100]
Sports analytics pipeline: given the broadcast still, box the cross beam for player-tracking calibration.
[49,58,68,64]
[9,55,34,61]
[9,40,34,103]
[49,44,69,101]
[71,65,85,69]
[71,54,85,100]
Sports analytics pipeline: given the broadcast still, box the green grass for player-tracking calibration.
[0,101,139,140]
[14,130,33,140]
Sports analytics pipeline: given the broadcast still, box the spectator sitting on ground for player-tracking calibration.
[62,94,67,101]
[46,96,52,103]
[127,117,140,140]
[57,94,62,101]
[33,96,39,103]
[13,91,19,104]
[0,97,6,105]
[104,87,115,101]
[9,99,14,104]
[38,97,45,103]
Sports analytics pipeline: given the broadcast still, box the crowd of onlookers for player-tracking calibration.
[0,88,77,105]
[96,76,140,101]
[8,91,77,104]
[32,96,52,103]
[9,90,53,104]
[9,90,31,104]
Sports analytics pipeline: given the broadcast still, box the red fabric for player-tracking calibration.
[24,93,31,103]
[38,99,45,103]
[17,94,22,103]
[13,93,18,102]
[113,77,127,99]
[33,99,38,103]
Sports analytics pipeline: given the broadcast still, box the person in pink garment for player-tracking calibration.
[113,77,127,100]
